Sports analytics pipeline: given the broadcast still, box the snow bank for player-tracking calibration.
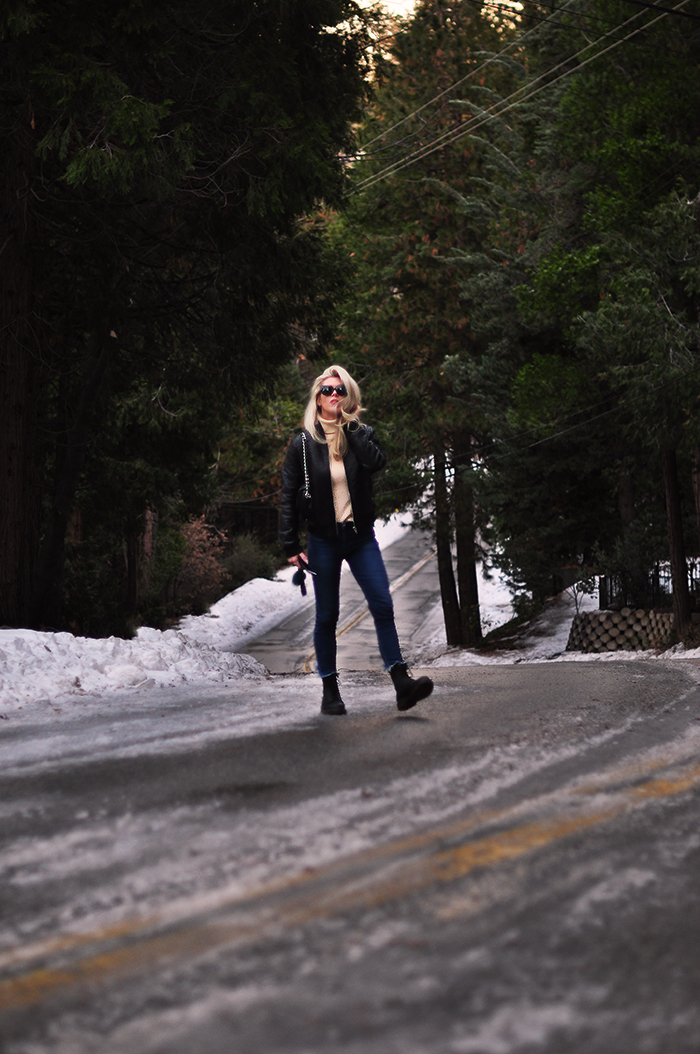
[422,591,597,666]
[3,508,697,721]
[175,572,305,650]
[175,511,412,651]
[423,587,700,668]
[0,627,267,716]
[0,513,414,718]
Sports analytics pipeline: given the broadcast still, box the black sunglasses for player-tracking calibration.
[319,384,347,397]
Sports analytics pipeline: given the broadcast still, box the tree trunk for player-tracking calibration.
[0,106,45,626]
[691,448,700,557]
[434,446,462,646]
[618,462,647,607]
[618,465,636,533]
[30,337,111,628]
[662,448,691,640]
[454,459,482,646]
[140,508,156,596]
[126,532,139,617]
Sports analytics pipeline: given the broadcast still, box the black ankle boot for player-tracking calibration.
[321,673,347,715]
[390,662,433,712]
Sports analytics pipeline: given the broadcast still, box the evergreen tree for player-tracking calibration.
[1,0,371,631]
[446,0,700,632]
[334,0,520,646]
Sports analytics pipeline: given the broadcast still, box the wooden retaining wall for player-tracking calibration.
[566,608,674,653]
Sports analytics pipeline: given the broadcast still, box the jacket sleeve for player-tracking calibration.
[279,435,304,556]
[345,422,387,473]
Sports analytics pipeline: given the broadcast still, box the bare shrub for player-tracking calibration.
[172,516,228,615]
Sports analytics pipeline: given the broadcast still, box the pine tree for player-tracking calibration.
[1,0,372,630]
[446,0,700,633]
[335,0,520,646]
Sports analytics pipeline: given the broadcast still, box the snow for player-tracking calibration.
[1,513,698,726]
[0,626,266,715]
[175,511,412,651]
[0,514,414,723]
[420,589,601,666]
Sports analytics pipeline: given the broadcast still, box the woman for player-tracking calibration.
[280,365,434,715]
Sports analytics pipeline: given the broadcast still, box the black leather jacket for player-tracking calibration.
[279,421,387,556]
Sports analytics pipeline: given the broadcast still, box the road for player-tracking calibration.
[2,658,700,1053]
[242,528,442,673]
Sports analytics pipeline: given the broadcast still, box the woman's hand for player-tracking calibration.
[288,553,307,569]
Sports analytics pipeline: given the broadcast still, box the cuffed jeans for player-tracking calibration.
[307,526,403,678]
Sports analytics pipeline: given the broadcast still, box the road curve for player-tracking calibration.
[2,660,700,1052]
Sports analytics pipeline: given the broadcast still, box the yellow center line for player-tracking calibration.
[302,547,437,673]
[2,756,700,1012]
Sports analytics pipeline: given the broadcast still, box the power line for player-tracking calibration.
[359,0,699,163]
[354,3,657,190]
[359,0,579,156]
[352,0,685,165]
[354,0,692,192]
[618,0,700,18]
[368,361,700,511]
[455,356,700,472]
[354,10,643,189]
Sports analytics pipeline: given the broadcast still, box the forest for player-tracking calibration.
[2,0,700,641]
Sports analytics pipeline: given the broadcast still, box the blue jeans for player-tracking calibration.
[307,526,404,678]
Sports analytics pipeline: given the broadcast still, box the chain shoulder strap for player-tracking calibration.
[300,431,311,500]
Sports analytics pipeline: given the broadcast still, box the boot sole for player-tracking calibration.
[397,679,434,712]
[321,704,347,715]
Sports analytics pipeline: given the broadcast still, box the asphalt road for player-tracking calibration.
[242,529,441,673]
[2,659,700,1053]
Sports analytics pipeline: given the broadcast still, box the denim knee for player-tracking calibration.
[368,594,395,622]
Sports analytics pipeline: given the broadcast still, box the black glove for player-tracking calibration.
[292,556,314,596]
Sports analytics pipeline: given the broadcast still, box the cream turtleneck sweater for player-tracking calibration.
[320,416,353,523]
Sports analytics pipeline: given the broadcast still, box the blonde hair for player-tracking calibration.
[303,365,363,460]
